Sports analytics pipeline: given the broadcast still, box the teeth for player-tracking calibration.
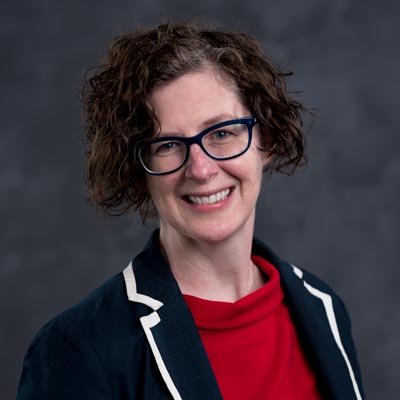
[188,189,230,205]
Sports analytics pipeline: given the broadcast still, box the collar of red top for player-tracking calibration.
[183,255,284,330]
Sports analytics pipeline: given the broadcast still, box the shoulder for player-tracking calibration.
[34,272,148,349]
[252,236,352,325]
[17,272,151,399]
[253,237,341,295]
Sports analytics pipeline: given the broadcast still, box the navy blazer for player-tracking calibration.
[17,230,364,399]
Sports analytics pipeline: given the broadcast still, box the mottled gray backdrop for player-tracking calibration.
[1,0,399,398]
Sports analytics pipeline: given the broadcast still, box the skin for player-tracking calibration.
[146,67,270,302]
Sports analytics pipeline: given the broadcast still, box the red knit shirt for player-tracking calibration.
[183,255,322,399]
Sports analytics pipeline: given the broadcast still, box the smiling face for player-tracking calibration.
[146,68,268,244]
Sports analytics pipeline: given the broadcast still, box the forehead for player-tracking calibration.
[149,68,248,133]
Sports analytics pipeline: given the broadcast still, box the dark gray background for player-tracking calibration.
[1,0,399,398]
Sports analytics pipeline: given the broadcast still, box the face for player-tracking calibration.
[146,68,268,244]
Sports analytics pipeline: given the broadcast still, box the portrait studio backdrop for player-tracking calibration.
[1,1,399,398]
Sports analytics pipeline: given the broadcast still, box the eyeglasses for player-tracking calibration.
[137,116,258,175]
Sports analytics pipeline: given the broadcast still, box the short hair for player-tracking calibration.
[81,22,308,221]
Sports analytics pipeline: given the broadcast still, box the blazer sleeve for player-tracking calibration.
[17,316,114,400]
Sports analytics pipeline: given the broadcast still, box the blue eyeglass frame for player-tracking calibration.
[138,116,258,176]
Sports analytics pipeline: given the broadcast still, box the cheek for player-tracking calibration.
[252,131,270,168]
[146,175,179,206]
[146,177,164,209]
[227,156,263,197]
[246,148,266,178]
[247,154,265,195]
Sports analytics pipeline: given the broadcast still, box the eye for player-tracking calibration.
[211,130,233,140]
[153,141,183,156]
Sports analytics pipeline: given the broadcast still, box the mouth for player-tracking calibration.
[185,188,232,205]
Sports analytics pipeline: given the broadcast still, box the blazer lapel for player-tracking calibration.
[278,265,362,399]
[253,238,363,400]
[124,232,223,400]
[141,297,223,400]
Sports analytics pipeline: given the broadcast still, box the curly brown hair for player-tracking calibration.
[82,22,308,221]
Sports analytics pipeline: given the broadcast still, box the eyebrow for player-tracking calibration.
[158,113,240,138]
[199,114,239,130]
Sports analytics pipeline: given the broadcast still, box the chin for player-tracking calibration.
[182,220,246,244]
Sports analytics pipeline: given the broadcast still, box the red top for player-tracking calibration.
[183,255,322,399]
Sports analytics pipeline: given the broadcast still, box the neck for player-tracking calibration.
[159,216,266,302]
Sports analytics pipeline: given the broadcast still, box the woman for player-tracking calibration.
[17,23,364,399]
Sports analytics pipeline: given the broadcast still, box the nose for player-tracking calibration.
[184,144,219,181]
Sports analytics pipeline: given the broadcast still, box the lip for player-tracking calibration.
[182,186,234,210]
[183,186,233,198]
